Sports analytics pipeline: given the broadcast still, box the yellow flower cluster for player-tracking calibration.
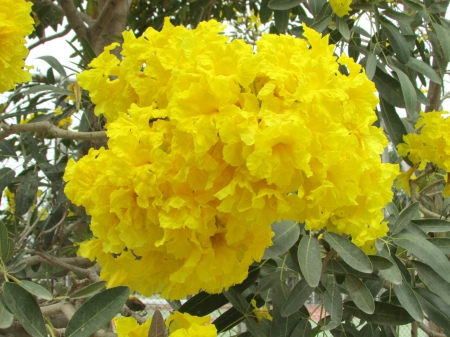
[114,316,152,337]
[397,111,450,195]
[329,0,352,17]
[166,312,217,337]
[0,0,34,92]
[66,18,397,299]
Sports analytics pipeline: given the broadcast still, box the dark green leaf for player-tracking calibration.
[70,281,106,299]
[411,218,450,232]
[308,0,325,15]
[298,235,321,287]
[391,66,417,119]
[0,168,15,197]
[268,0,303,10]
[366,51,377,80]
[414,288,450,336]
[274,10,290,33]
[393,231,450,280]
[381,21,410,63]
[263,221,300,259]
[290,319,311,337]
[0,295,13,329]
[0,140,17,161]
[393,276,423,322]
[406,58,441,84]
[148,309,166,337]
[345,274,375,314]
[37,56,67,78]
[260,0,273,23]
[382,9,414,23]
[390,202,419,235]
[271,281,300,336]
[281,279,314,317]
[16,85,73,96]
[412,260,450,305]
[322,276,342,330]
[402,0,423,11]
[337,16,350,40]
[65,286,130,337]
[427,238,450,254]
[78,36,97,65]
[373,68,405,108]
[378,98,409,157]
[15,171,39,217]
[344,301,414,325]
[324,232,373,273]
[431,22,450,61]
[3,238,14,264]
[0,220,9,263]
[19,280,53,301]
[376,244,402,285]
[310,14,332,33]
[3,283,47,337]
[179,265,259,316]
[368,256,393,270]
[24,133,47,163]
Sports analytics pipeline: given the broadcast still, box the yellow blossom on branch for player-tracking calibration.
[166,312,217,337]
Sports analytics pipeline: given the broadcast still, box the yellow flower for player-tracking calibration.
[329,0,352,17]
[114,316,152,337]
[166,312,217,337]
[251,299,273,324]
[0,0,34,92]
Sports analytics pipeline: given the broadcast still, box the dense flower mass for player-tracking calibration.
[166,312,217,337]
[397,111,450,196]
[114,316,152,337]
[65,18,398,299]
[329,0,352,17]
[0,0,33,92]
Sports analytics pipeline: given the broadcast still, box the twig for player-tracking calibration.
[24,255,91,268]
[57,0,88,39]
[418,179,446,199]
[418,204,443,219]
[17,209,47,245]
[28,26,72,50]
[418,322,447,337]
[39,211,68,237]
[90,0,122,40]
[0,121,107,141]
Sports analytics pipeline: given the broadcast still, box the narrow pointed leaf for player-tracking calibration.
[0,221,9,263]
[337,16,350,40]
[406,58,441,84]
[381,21,410,63]
[324,232,373,273]
[345,274,375,314]
[411,218,450,232]
[15,171,39,216]
[298,235,321,287]
[427,238,450,254]
[393,231,450,280]
[271,281,301,336]
[373,69,405,108]
[412,260,450,305]
[391,66,417,119]
[281,279,314,317]
[290,319,311,337]
[414,288,450,336]
[393,277,423,322]
[65,286,130,337]
[3,283,47,337]
[70,281,106,299]
[390,202,419,235]
[431,22,450,61]
[344,301,414,325]
[37,56,67,78]
[274,9,290,33]
[376,245,402,285]
[149,309,165,337]
[263,221,300,259]
[368,256,393,270]
[322,276,342,330]
[0,168,15,198]
[268,0,303,10]
[366,51,377,80]
[19,280,53,301]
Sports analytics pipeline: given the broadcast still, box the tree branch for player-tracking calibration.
[57,0,88,39]
[0,121,107,141]
[28,25,72,51]
[24,255,91,268]
[29,0,63,14]
[89,0,123,41]
[418,322,447,337]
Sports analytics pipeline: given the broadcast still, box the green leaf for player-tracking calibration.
[381,21,410,63]
[3,282,47,337]
[271,281,301,336]
[78,35,97,65]
[427,238,450,254]
[322,276,342,330]
[0,168,15,197]
[366,51,377,80]
[337,16,350,40]
[392,231,450,281]
[274,9,290,33]
[18,280,53,301]
[373,68,405,108]
[412,260,450,305]
[324,232,373,273]
[382,9,414,23]
[393,276,423,322]
[0,295,13,329]
[281,279,314,317]
[179,265,259,316]
[65,286,130,337]
[69,281,106,299]
[260,0,274,23]
[406,58,441,84]
[16,84,73,96]
[37,56,67,78]
[378,98,410,161]
[268,0,303,10]
[411,218,450,232]
[0,140,17,161]
[263,221,300,259]
[391,66,418,119]
[148,309,166,337]
[344,301,414,325]
[345,274,375,314]
[414,288,450,336]
[390,202,419,235]
[298,235,321,287]
[402,0,423,11]
[367,256,393,270]
[431,22,450,61]
[15,171,39,217]
[24,133,47,163]
[290,319,311,337]
[3,238,14,264]
[0,221,9,264]
[376,244,402,285]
